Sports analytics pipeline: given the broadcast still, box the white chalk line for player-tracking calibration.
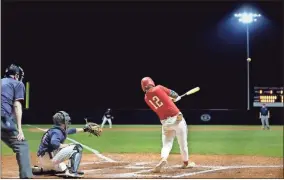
[81,162,96,165]
[171,164,284,169]
[170,165,284,178]
[124,166,152,169]
[171,167,230,178]
[4,160,283,179]
[81,163,152,174]
[88,163,283,178]
[26,124,115,162]
[133,162,153,166]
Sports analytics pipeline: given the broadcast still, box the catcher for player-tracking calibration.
[31,111,102,178]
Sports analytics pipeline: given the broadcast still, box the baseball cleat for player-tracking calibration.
[152,158,167,173]
[181,161,196,169]
[67,166,84,176]
[56,169,84,179]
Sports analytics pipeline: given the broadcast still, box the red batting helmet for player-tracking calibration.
[141,77,155,92]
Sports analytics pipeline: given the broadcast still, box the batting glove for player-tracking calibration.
[174,96,181,102]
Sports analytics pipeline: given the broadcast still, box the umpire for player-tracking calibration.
[1,64,33,178]
[259,104,270,130]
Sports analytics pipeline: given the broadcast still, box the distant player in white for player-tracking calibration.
[101,108,113,128]
[259,104,270,130]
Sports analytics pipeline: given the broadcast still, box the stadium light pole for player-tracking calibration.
[234,12,261,111]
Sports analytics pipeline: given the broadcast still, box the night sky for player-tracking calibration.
[2,1,283,115]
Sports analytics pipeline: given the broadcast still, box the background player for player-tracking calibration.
[259,104,270,130]
[141,77,195,173]
[101,108,114,128]
[1,64,33,178]
[31,111,101,178]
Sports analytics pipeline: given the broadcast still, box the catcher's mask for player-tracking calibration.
[4,64,25,82]
[53,111,71,130]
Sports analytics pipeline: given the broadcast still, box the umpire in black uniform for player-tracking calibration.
[1,64,33,178]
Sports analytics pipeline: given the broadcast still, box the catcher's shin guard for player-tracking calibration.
[69,144,83,174]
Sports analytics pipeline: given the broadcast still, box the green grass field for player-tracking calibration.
[1,125,283,157]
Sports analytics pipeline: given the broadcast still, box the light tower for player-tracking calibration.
[234,12,261,110]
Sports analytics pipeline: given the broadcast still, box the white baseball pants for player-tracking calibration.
[101,116,112,128]
[38,144,77,172]
[160,114,189,162]
[260,115,269,128]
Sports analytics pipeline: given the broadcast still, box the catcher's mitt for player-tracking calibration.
[83,119,102,137]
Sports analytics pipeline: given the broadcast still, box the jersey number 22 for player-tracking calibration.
[149,96,163,109]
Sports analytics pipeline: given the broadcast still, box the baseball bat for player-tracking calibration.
[180,87,200,97]
[175,87,200,102]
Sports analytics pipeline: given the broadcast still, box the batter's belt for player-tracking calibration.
[161,112,183,121]
[160,112,183,126]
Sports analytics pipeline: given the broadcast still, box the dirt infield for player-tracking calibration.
[1,153,283,178]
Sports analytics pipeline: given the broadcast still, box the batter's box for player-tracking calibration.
[99,167,148,174]
[80,161,129,170]
[138,166,210,176]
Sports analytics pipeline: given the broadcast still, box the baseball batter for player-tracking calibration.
[101,108,114,128]
[31,111,102,178]
[141,77,195,173]
[1,64,33,178]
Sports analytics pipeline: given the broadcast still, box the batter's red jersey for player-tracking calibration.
[144,85,180,120]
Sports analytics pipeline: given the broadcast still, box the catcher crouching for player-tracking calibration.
[31,111,102,178]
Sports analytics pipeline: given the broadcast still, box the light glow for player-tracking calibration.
[234,12,261,24]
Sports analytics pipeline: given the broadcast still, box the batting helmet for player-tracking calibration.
[141,77,155,92]
[4,64,25,81]
[53,111,71,129]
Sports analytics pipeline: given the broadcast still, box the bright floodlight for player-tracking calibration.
[234,12,261,24]
[233,10,263,111]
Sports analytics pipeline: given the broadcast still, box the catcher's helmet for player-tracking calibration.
[53,111,71,128]
[141,77,155,92]
[4,64,24,81]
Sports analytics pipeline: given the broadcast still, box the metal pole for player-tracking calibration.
[246,24,250,110]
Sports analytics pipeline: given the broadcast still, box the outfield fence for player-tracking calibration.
[23,108,283,125]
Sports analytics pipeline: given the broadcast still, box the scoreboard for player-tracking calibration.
[253,87,283,107]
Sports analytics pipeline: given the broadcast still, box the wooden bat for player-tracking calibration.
[180,87,200,98]
[175,87,200,102]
